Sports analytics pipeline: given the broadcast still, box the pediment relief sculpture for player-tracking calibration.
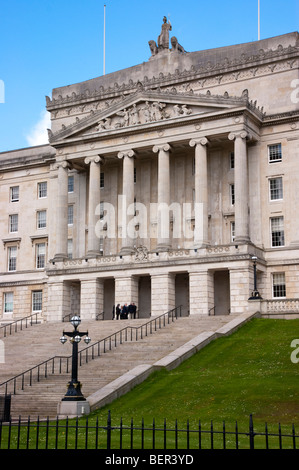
[94,101,193,132]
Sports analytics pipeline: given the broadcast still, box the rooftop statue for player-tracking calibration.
[149,17,186,57]
[158,16,172,50]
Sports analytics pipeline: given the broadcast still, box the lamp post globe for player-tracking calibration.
[60,315,90,402]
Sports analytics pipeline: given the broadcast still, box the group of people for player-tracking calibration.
[112,303,137,320]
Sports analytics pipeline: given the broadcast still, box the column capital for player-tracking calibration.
[118,149,136,159]
[153,143,171,153]
[84,155,105,165]
[189,137,209,147]
[228,130,248,141]
[54,160,72,170]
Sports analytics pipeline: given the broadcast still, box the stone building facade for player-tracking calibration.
[1,22,299,322]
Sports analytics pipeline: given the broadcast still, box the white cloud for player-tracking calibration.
[26,110,51,146]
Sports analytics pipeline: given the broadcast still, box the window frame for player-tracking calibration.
[270,216,285,247]
[269,177,283,201]
[38,181,47,199]
[37,210,47,229]
[4,292,14,314]
[36,243,46,269]
[32,290,43,312]
[268,143,282,164]
[272,272,286,298]
[8,245,17,272]
[10,186,19,202]
[9,214,18,233]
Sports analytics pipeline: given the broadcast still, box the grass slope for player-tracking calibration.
[91,318,299,428]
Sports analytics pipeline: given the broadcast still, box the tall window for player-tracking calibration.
[9,214,18,232]
[269,177,283,201]
[10,186,19,202]
[4,292,13,313]
[270,216,285,247]
[36,243,46,269]
[230,152,235,169]
[230,221,235,242]
[268,143,282,163]
[8,246,17,271]
[37,210,47,229]
[272,273,286,298]
[68,205,74,225]
[32,290,43,311]
[230,184,235,206]
[100,172,104,189]
[38,182,47,198]
[68,175,74,193]
[68,239,73,259]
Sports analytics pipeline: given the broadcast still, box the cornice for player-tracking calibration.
[46,40,299,111]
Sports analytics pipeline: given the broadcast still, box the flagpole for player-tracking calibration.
[258,0,260,40]
[103,4,106,75]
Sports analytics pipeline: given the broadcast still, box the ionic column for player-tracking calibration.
[228,131,250,243]
[118,149,135,254]
[189,138,209,247]
[84,155,104,257]
[54,160,70,261]
[153,143,171,251]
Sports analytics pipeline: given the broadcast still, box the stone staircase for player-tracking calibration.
[0,314,237,420]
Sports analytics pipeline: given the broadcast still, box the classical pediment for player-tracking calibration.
[48,89,257,144]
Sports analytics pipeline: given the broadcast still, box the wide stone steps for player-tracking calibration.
[0,315,235,419]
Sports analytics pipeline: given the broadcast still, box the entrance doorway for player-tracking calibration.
[175,272,189,316]
[104,278,115,319]
[138,275,151,318]
[213,270,230,315]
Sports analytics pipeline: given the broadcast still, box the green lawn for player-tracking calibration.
[2,318,299,449]
[91,318,299,428]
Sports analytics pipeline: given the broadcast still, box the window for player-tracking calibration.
[230,152,235,169]
[192,157,195,175]
[99,201,104,220]
[32,290,43,311]
[269,177,283,201]
[230,221,235,242]
[38,182,47,198]
[68,176,74,193]
[270,216,285,247]
[8,246,17,271]
[100,172,104,189]
[10,186,19,202]
[268,144,282,163]
[230,184,235,206]
[9,214,18,233]
[68,205,74,225]
[272,273,286,298]
[4,292,13,313]
[37,210,47,229]
[67,239,73,259]
[134,167,137,184]
[36,243,46,269]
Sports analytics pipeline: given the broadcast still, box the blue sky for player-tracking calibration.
[0,0,298,152]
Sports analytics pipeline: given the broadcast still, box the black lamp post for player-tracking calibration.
[60,315,91,401]
[249,256,262,300]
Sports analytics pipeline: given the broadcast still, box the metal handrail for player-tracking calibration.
[0,313,40,338]
[0,306,182,396]
[96,311,104,321]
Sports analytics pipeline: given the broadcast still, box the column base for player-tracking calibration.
[120,246,135,255]
[85,250,101,259]
[155,243,171,252]
[57,400,90,418]
[53,253,67,262]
